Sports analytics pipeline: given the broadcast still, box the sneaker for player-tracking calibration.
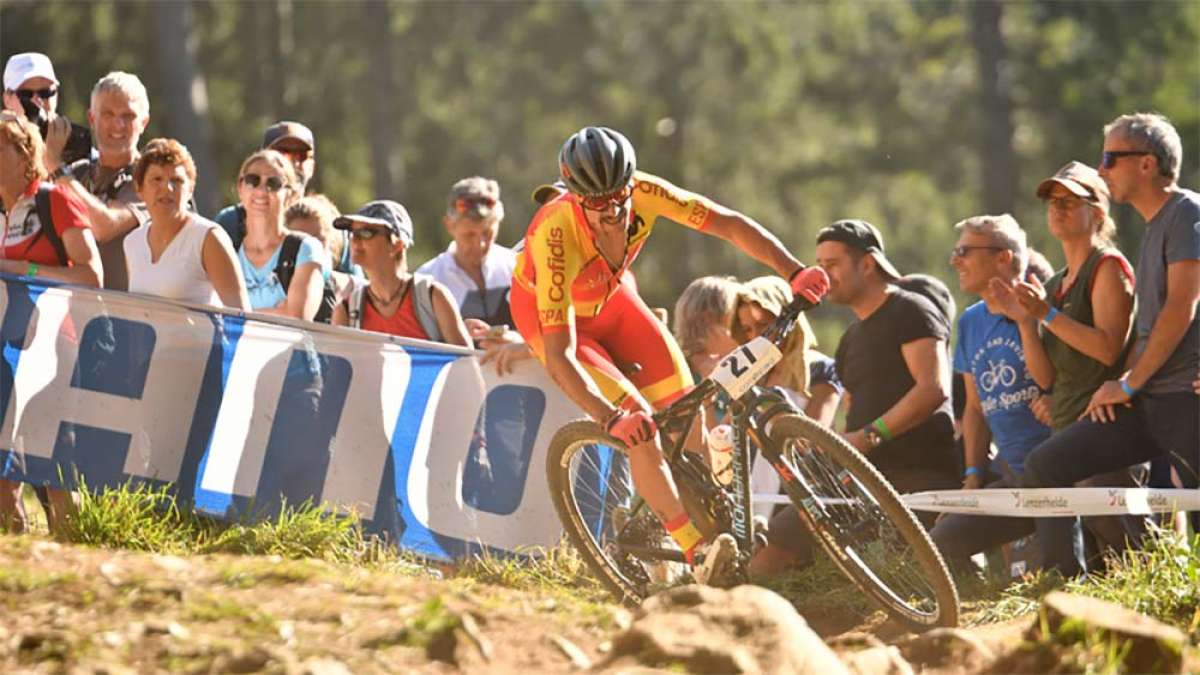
[692,533,738,587]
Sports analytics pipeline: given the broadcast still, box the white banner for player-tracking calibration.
[903,488,1200,517]
[0,275,583,561]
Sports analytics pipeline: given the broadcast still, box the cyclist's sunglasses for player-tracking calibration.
[14,87,57,101]
[580,183,634,211]
[1100,150,1152,169]
[240,173,287,193]
[349,226,393,241]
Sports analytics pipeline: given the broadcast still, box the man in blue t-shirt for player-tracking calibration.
[931,214,1084,576]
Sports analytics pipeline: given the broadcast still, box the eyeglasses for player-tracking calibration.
[240,173,287,193]
[580,183,634,212]
[14,87,57,101]
[454,196,496,214]
[349,227,393,241]
[1045,196,1087,211]
[951,245,1007,258]
[1101,150,1152,169]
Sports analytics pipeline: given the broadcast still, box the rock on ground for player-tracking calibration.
[598,584,849,674]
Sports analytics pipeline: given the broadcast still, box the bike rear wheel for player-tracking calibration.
[767,414,959,629]
[546,420,690,605]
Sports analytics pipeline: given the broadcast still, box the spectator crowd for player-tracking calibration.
[1,52,1196,583]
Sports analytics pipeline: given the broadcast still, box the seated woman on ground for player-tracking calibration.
[125,138,249,309]
[234,149,331,320]
[330,200,471,347]
[285,194,358,302]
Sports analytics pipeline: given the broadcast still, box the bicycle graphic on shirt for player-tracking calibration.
[978,359,1017,392]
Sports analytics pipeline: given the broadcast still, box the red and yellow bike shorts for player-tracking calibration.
[511,276,694,411]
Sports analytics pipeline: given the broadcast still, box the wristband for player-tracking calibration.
[1042,306,1059,326]
[25,262,39,277]
[964,466,981,478]
[871,417,893,442]
[1119,379,1138,398]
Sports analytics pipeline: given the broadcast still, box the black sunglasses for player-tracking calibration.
[349,227,393,241]
[240,173,286,193]
[14,87,57,101]
[1100,150,1152,169]
[951,244,1007,258]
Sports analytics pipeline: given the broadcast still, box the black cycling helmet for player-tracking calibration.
[557,126,637,198]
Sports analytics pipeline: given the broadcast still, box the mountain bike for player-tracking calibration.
[545,285,959,630]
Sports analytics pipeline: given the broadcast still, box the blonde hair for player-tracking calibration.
[735,276,818,396]
[673,276,741,358]
[0,111,46,185]
[286,194,342,260]
[237,149,301,207]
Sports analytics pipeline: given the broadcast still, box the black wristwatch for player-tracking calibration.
[863,426,885,449]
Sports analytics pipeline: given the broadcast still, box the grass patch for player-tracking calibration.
[0,568,76,593]
[185,594,279,634]
[218,559,324,588]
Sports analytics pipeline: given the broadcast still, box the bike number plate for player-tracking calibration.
[712,337,783,400]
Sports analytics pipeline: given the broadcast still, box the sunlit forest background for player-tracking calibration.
[3,1,1197,343]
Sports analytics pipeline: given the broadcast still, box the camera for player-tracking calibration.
[18,96,92,165]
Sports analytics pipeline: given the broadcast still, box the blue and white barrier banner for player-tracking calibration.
[0,276,583,561]
[903,488,1200,517]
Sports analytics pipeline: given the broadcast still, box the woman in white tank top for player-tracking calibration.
[124,139,248,309]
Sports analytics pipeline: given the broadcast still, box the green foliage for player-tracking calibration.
[3,1,1195,340]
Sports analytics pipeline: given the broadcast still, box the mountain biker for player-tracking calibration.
[512,125,826,582]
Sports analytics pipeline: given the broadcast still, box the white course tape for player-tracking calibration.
[902,488,1200,517]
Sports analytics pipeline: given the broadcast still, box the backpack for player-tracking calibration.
[24,185,70,266]
[274,232,338,323]
[346,273,442,342]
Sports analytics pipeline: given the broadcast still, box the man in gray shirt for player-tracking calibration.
[1022,113,1200,507]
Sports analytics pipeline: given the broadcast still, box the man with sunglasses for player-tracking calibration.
[1021,113,1200,503]
[511,126,825,583]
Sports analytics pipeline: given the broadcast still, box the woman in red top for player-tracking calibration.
[0,111,103,534]
[330,200,470,347]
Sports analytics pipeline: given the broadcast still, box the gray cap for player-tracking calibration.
[333,200,413,246]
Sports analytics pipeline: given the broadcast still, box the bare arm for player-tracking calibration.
[200,230,250,310]
[803,383,841,427]
[959,373,990,489]
[258,261,323,320]
[877,336,951,438]
[1041,259,1135,367]
[700,206,803,279]
[56,178,140,243]
[543,329,620,422]
[331,301,349,327]
[0,227,103,288]
[430,282,472,348]
[1125,260,1200,390]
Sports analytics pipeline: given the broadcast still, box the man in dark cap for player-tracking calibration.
[751,219,960,576]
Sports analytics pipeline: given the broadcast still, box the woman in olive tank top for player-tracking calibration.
[993,161,1143,558]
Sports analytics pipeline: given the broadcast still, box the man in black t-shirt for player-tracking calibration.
[750,219,960,576]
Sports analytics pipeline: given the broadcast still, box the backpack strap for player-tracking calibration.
[347,283,367,330]
[411,273,442,342]
[273,232,305,292]
[32,185,70,266]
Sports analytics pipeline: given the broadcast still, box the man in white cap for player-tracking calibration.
[3,52,69,174]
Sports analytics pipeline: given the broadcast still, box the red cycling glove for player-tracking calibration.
[789,266,830,305]
[605,409,658,447]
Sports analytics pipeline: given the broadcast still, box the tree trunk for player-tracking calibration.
[969,0,1017,215]
[150,1,219,214]
[362,0,403,200]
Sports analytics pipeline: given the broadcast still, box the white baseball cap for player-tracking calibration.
[4,53,59,92]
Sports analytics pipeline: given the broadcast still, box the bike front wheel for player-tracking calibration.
[546,420,689,605]
[767,414,960,629]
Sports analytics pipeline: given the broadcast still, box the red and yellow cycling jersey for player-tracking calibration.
[513,171,716,332]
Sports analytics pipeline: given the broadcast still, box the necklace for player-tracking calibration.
[368,279,408,307]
